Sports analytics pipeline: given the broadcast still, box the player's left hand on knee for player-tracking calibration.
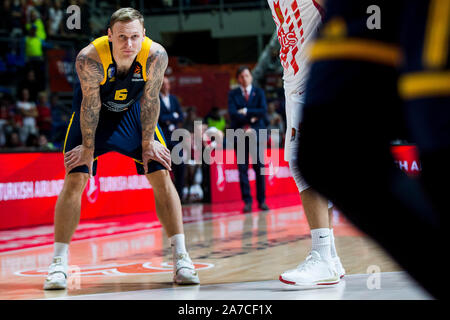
[142,140,172,173]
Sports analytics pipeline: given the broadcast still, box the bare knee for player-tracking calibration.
[61,173,89,198]
[147,170,174,193]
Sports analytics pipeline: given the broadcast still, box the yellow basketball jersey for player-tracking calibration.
[90,36,153,112]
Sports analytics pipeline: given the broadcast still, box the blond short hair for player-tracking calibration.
[109,8,144,30]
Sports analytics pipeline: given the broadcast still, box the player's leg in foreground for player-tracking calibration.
[44,172,88,290]
[279,187,340,286]
[279,109,341,286]
[147,169,200,284]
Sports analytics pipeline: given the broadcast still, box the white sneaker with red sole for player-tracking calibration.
[43,256,68,290]
[173,253,200,285]
[279,251,340,286]
[333,256,346,279]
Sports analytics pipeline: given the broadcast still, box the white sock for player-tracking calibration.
[53,242,69,261]
[310,228,332,261]
[170,234,187,255]
[329,228,338,259]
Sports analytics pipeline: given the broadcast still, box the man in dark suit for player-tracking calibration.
[159,76,185,200]
[228,66,270,213]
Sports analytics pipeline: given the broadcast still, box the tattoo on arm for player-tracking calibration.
[76,53,103,149]
[140,47,168,145]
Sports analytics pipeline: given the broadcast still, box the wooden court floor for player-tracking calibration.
[0,198,407,300]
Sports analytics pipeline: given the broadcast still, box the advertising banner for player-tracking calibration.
[390,144,421,176]
[170,72,230,117]
[47,49,76,92]
[209,149,298,203]
[0,145,420,229]
[0,152,156,230]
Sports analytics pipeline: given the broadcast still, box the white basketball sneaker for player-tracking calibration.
[43,256,68,290]
[333,256,346,279]
[173,252,200,285]
[279,251,340,286]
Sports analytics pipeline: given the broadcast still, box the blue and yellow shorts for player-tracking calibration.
[64,91,167,176]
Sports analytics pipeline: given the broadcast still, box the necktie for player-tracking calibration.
[244,90,249,102]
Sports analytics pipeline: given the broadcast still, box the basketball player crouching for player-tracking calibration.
[44,8,199,290]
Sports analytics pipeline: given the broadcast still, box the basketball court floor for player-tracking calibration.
[0,194,431,300]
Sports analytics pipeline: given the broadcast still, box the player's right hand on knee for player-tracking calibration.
[64,145,94,177]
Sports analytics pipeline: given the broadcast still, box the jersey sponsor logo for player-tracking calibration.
[108,66,116,79]
[133,64,142,79]
[103,99,134,112]
[15,261,214,277]
[278,28,299,71]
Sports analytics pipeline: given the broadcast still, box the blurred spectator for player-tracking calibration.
[266,101,284,147]
[16,87,38,143]
[24,25,43,61]
[159,77,185,139]
[10,0,24,38]
[36,91,52,138]
[228,65,269,212]
[38,132,56,150]
[0,96,12,146]
[49,93,70,145]
[24,26,46,86]
[182,106,200,133]
[35,0,51,26]
[26,132,39,147]
[187,120,208,203]
[180,107,204,202]
[181,106,223,203]
[0,0,14,33]
[5,131,23,148]
[159,76,185,200]
[203,106,226,133]
[201,124,224,203]
[182,106,203,164]
[23,0,36,22]
[25,9,47,40]
[47,0,64,37]
[267,47,282,72]
[1,94,23,148]
[18,69,41,102]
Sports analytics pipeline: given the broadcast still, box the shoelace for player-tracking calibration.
[175,254,194,269]
[296,254,320,271]
[47,263,67,279]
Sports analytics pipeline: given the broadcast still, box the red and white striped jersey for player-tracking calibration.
[268,0,324,94]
